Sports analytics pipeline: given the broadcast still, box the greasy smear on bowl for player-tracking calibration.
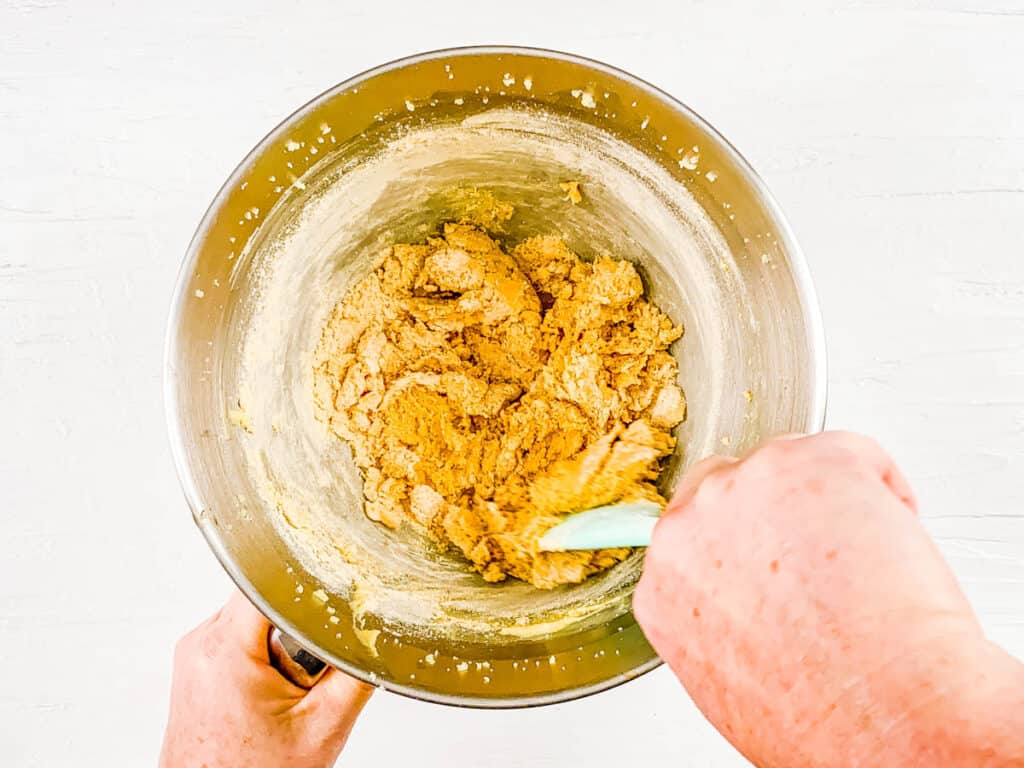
[233,106,735,644]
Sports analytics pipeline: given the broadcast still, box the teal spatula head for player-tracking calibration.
[537,500,662,551]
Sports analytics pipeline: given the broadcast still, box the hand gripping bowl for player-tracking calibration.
[165,47,827,707]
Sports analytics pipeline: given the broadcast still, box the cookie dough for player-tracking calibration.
[560,180,583,205]
[313,224,686,588]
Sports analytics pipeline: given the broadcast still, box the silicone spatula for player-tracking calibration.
[537,500,662,551]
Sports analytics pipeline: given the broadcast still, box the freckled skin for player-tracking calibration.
[163,435,1022,766]
[634,432,1024,768]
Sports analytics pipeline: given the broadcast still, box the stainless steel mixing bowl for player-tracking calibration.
[165,47,827,707]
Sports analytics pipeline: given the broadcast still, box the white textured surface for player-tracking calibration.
[1,1,1022,766]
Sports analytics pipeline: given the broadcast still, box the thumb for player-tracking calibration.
[217,590,272,662]
[298,668,374,746]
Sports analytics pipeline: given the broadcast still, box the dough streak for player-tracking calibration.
[313,224,686,588]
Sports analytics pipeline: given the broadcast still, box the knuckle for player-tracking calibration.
[733,438,818,494]
[632,579,655,625]
[745,431,889,477]
[690,454,727,476]
[649,511,684,550]
[633,569,670,630]
[198,627,225,661]
[693,469,732,504]
[174,626,200,654]
[747,435,804,468]
[172,635,189,662]
[172,631,203,673]
[645,515,691,574]
[818,430,885,462]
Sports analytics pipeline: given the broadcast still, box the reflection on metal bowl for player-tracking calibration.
[164,47,826,707]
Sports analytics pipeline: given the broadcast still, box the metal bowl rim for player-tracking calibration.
[163,44,829,709]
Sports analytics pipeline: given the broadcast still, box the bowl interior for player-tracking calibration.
[167,48,824,706]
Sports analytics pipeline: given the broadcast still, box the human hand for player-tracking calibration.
[160,590,372,768]
[634,432,1024,767]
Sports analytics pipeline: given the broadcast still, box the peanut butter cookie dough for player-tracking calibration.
[313,224,686,588]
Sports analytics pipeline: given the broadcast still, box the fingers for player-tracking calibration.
[758,431,806,444]
[661,435,805,520]
[216,589,273,662]
[836,431,917,512]
[798,431,918,513]
[666,435,916,518]
[662,454,737,518]
[732,432,918,514]
[298,668,374,746]
[305,668,374,711]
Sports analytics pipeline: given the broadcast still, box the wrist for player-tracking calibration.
[885,635,1024,767]
[941,640,1024,766]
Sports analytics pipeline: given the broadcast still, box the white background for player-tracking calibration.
[2,0,1023,765]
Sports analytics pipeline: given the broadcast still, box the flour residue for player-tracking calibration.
[231,106,738,646]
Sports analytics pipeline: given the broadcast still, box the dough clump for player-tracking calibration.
[313,224,686,588]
